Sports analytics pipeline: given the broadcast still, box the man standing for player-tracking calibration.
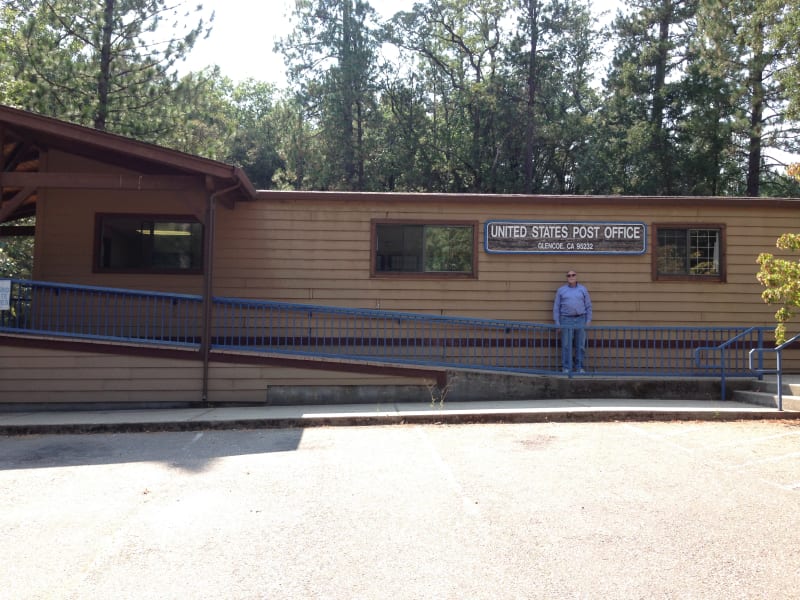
[553,270,592,373]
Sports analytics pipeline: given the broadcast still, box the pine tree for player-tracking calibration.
[278,0,380,191]
[7,0,211,140]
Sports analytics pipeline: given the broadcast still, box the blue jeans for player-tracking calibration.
[560,315,587,371]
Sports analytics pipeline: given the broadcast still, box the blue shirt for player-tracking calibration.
[553,283,592,325]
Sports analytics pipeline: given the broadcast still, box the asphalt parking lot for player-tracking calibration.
[2,420,800,599]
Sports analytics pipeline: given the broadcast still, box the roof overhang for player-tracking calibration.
[0,104,257,224]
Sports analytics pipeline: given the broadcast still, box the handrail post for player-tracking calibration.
[777,352,783,412]
[748,330,800,412]
[720,347,726,400]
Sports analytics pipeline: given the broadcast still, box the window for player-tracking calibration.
[654,224,724,281]
[96,214,203,273]
[373,221,476,276]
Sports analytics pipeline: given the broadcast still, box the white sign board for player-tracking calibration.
[0,280,10,311]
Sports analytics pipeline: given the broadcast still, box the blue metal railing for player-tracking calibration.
[213,295,562,372]
[748,332,800,411]
[695,327,766,400]
[1,279,203,347]
[0,279,774,380]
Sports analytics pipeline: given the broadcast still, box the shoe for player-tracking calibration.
[562,369,569,374]
[578,369,586,373]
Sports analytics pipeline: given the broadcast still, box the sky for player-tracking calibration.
[179,0,623,86]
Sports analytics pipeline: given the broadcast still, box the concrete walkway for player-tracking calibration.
[1,397,798,435]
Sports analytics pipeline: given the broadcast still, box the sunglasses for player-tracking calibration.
[566,273,577,278]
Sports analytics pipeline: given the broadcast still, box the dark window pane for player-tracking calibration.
[376,224,423,272]
[151,222,203,270]
[376,223,473,274]
[98,216,202,272]
[657,229,687,274]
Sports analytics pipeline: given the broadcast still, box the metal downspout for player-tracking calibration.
[201,183,240,406]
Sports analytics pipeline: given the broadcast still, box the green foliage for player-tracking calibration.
[380,0,602,194]
[694,0,796,197]
[277,0,380,190]
[269,96,318,190]
[223,79,285,188]
[157,68,238,158]
[4,0,212,141]
[0,219,34,279]
[759,167,800,343]
[1,0,799,197]
[597,0,698,195]
[384,0,509,192]
[757,233,800,343]
[768,0,800,119]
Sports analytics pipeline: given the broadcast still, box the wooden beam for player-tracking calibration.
[0,225,35,236]
[3,140,34,172]
[0,172,203,191]
[0,187,35,223]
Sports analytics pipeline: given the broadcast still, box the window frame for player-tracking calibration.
[370,219,479,279]
[651,223,726,282]
[93,213,205,275]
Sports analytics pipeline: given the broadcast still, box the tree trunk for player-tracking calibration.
[651,0,672,194]
[746,21,766,198]
[523,0,541,194]
[94,0,115,131]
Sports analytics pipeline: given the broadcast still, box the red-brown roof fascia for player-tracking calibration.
[255,189,800,207]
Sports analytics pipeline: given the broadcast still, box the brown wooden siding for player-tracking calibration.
[0,345,431,404]
[211,194,800,330]
[33,150,206,295]
[18,184,800,405]
[0,345,203,403]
